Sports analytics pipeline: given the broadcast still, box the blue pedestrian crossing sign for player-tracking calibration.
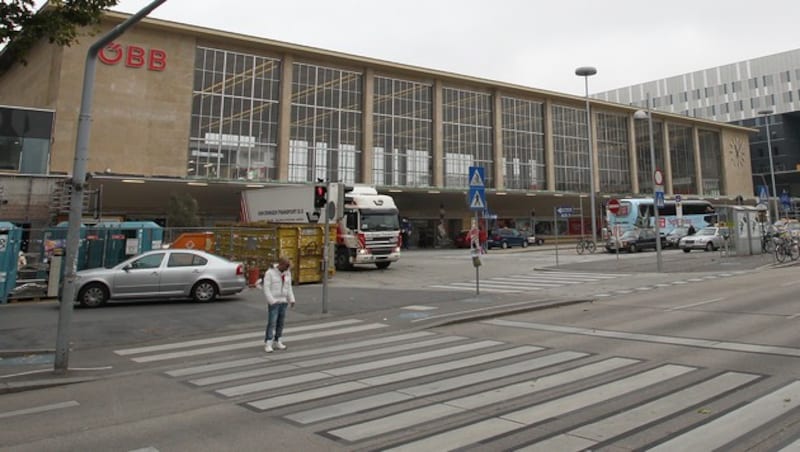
[655,190,665,208]
[758,185,769,204]
[469,187,486,211]
[781,190,791,209]
[468,166,485,187]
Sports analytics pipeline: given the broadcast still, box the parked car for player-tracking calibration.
[664,226,691,248]
[67,249,246,307]
[454,230,472,249]
[527,233,544,246]
[679,226,729,252]
[487,228,528,249]
[605,229,662,253]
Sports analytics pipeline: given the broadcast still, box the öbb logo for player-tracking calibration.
[98,42,167,71]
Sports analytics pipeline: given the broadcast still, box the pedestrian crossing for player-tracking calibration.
[428,270,626,293]
[113,318,800,450]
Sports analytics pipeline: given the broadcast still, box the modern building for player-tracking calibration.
[595,48,800,213]
[0,10,754,246]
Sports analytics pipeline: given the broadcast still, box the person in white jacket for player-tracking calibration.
[262,257,296,353]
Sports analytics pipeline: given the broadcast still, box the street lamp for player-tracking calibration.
[634,93,663,272]
[575,66,598,246]
[758,109,779,221]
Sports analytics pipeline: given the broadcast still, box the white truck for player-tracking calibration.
[240,184,401,270]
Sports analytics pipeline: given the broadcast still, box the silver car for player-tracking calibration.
[70,249,246,307]
[679,226,729,252]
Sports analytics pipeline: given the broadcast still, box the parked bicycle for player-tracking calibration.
[774,234,800,263]
[575,237,597,255]
[761,229,778,253]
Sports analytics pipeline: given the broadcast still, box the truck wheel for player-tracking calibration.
[335,247,352,270]
[683,248,691,253]
[375,262,391,270]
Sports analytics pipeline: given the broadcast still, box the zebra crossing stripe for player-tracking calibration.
[115,319,364,356]
[429,284,520,293]
[486,278,565,287]
[252,346,546,412]
[0,401,80,420]
[532,272,624,279]
[285,351,589,424]
[219,340,502,398]
[381,364,695,451]
[189,336,464,386]
[132,323,389,363]
[517,371,760,452]
[649,380,800,451]
[166,332,436,377]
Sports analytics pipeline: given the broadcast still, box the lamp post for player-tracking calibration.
[758,109,779,221]
[575,66,598,246]
[634,94,663,272]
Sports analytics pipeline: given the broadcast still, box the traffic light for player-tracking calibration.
[314,185,328,208]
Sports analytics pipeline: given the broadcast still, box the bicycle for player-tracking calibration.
[575,237,597,255]
[762,230,778,253]
[774,234,800,263]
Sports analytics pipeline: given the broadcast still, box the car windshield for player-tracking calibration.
[621,231,639,239]
[669,227,688,235]
[360,211,400,231]
[697,227,716,236]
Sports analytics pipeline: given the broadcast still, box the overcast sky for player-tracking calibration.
[87,0,800,95]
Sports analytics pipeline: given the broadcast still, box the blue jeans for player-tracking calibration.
[265,303,288,342]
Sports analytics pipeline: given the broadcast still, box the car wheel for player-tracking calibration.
[522,241,528,248]
[78,283,108,308]
[628,244,637,253]
[192,280,218,303]
[683,248,691,253]
[376,262,391,270]
[705,242,713,252]
[501,241,508,249]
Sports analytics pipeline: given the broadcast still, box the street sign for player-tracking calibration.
[556,206,573,217]
[654,169,664,186]
[758,185,769,204]
[655,190,665,208]
[780,190,791,209]
[607,198,621,215]
[675,194,682,203]
[468,187,486,211]
[468,166,485,187]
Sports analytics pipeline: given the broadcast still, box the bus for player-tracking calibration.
[606,198,716,235]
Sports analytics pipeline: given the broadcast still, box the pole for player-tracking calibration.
[474,212,479,296]
[54,0,168,374]
[322,181,330,314]
[763,114,779,221]
[584,76,598,247]
[554,207,560,267]
[579,195,585,238]
[647,93,663,273]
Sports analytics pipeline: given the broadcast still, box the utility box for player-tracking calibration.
[726,206,764,255]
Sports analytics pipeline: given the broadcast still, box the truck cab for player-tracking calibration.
[335,186,401,270]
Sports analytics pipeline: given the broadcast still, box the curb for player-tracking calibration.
[410,298,593,329]
[0,376,99,395]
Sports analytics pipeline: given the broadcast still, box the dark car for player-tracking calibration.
[606,229,663,253]
[664,226,691,248]
[487,228,528,249]
[454,230,471,249]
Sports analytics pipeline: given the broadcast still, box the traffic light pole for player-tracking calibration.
[322,181,330,314]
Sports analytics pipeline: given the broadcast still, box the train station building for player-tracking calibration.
[0,10,755,245]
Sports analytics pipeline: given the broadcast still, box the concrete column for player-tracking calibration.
[662,121,673,195]
[692,126,703,196]
[544,99,556,192]
[276,54,294,182]
[628,114,639,193]
[432,80,444,187]
[493,90,504,189]
[361,68,375,185]
[591,109,600,193]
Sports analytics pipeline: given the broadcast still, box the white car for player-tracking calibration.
[679,227,729,252]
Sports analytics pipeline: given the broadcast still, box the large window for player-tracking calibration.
[669,124,696,194]
[442,87,493,188]
[0,107,54,174]
[501,97,545,190]
[698,130,722,196]
[290,63,362,185]
[596,112,631,194]
[635,119,665,193]
[373,76,432,187]
[552,104,590,193]
[190,47,280,181]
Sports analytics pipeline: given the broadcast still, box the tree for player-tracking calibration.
[0,0,119,64]
[167,193,201,228]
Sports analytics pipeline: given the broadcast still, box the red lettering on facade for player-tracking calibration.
[98,42,123,65]
[125,45,146,68]
[148,49,167,71]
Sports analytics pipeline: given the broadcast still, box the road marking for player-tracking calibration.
[666,297,725,311]
[778,437,800,451]
[115,319,364,355]
[595,294,611,297]
[128,448,160,452]
[518,371,759,451]
[484,319,800,357]
[428,284,520,293]
[401,305,438,310]
[327,357,641,442]
[672,281,688,285]
[782,280,800,287]
[381,364,694,451]
[635,287,653,291]
[166,332,435,377]
[649,380,800,451]
[410,300,561,323]
[0,401,80,420]
[132,323,388,363]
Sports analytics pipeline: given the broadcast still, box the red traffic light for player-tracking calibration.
[314,185,328,208]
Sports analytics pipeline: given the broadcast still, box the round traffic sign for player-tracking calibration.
[675,194,682,203]
[654,169,664,186]
[607,198,621,215]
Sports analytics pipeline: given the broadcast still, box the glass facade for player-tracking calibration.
[635,119,665,193]
[0,107,53,174]
[289,63,362,185]
[190,47,280,180]
[552,104,590,193]
[501,97,545,190]
[596,112,631,194]
[442,87,493,188]
[668,124,696,194]
[698,130,722,195]
[373,76,432,187]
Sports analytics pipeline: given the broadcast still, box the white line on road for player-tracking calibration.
[0,401,80,420]
[666,297,725,311]
[782,280,800,287]
[410,300,562,323]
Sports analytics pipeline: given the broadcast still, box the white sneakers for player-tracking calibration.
[264,339,287,352]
